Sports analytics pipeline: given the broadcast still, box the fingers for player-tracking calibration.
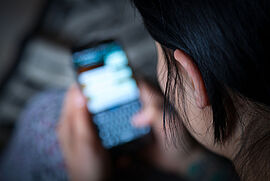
[70,85,99,142]
[57,85,109,181]
[59,85,83,141]
[133,81,164,127]
[138,81,163,108]
[132,107,157,127]
[72,87,92,141]
[58,85,80,153]
[62,84,81,118]
[60,84,102,146]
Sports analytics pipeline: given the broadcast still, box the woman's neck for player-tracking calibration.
[231,103,270,180]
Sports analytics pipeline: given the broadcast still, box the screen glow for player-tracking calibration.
[73,43,140,114]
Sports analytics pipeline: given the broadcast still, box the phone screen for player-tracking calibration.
[72,41,150,148]
[73,42,139,113]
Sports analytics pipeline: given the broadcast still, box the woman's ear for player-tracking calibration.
[174,49,209,108]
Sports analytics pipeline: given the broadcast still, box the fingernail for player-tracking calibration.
[132,114,141,127]
[132,112,148,127]
[76,93,85,108]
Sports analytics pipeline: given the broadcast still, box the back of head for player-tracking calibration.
[132,0,270,180]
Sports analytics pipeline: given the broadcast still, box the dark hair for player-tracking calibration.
[132,0,270,179]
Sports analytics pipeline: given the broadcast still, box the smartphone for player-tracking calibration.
[72,40,151,149]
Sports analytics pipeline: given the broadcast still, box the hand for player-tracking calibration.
[132,81,163,128]
[132,81,200,175]
[57,85,109,181]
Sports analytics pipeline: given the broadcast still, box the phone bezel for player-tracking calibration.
[72,39,140,113]
[71,39,153,152]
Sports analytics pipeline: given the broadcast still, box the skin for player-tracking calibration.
[58,85,110,181]
[156,42,242,161]
[58,83,204,180]
[157,43,270,181]
[132,81,203,175]
[58,43,243,180]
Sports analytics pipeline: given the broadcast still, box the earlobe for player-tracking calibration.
[174,49,209,108]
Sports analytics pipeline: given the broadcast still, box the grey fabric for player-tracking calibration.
[0,0,157,124]
[0,90,68,181]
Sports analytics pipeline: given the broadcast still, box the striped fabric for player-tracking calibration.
[0,0,157,125]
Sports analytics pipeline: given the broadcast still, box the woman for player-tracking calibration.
[1,81,238,181]
[131,0,270,180]
[59,0,270,180]
[2,0,269,180]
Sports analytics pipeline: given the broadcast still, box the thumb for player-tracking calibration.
[132,107,156,127]
[72,86,97,142]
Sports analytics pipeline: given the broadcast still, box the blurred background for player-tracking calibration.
[0,0,157,155]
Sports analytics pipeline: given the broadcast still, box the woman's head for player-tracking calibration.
[132,0,270,179]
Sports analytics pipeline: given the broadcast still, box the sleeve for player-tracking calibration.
[0,89,69,181]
